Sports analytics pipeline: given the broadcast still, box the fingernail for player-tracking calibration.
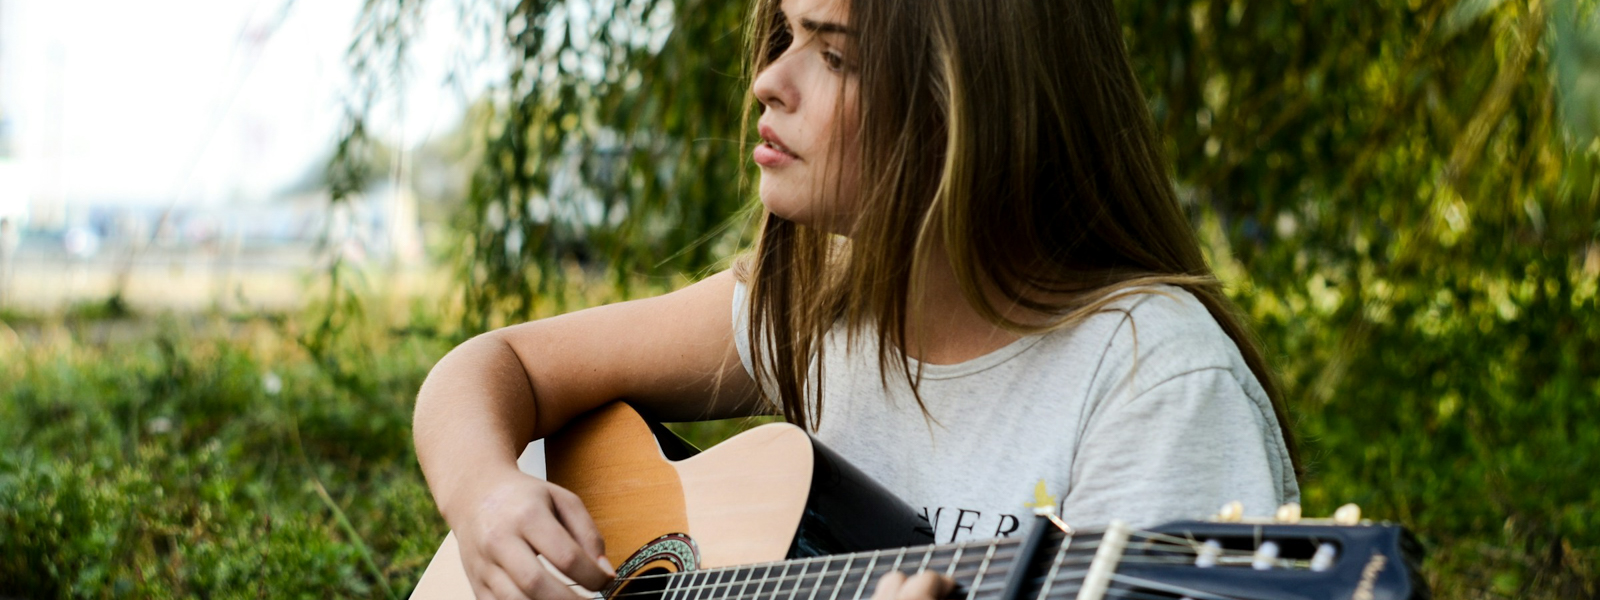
[598,555,616,577]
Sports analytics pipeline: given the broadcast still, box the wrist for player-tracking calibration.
[434,460,530,528]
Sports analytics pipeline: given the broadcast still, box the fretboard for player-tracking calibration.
[652,536,1051,600]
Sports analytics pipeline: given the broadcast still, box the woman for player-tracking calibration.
[413,0,1299,597]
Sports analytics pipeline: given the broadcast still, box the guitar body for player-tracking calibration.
[410,403,933,599]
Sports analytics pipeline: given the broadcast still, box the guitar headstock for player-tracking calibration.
[1025,503,1428,600]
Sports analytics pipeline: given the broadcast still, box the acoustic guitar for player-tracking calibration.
[411,403,1427,600]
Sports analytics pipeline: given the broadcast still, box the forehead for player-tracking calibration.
[779,0,849,24]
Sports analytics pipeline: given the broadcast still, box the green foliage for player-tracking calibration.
[327,0,757,334]
[0,315,450,598]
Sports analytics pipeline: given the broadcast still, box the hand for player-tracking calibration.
[871,571,957,600]
[447,469,617,600]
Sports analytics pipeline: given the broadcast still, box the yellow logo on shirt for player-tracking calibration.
[1023,479,1057,510]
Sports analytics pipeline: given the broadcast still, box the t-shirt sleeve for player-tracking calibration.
[731,280,757,381]
[1059,366,1294,528]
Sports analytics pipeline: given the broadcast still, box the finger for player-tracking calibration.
[468,572,499,600]
[550,487,609,564]
[484,569,535,600]
[492,538,588,600]
[900,572,956,600]
[871,571,907,600]
[521,509,613,591]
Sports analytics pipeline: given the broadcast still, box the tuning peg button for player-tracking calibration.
[1333,503,1362,525]
[1216,501,1244,522]
[1274,502,1302,523]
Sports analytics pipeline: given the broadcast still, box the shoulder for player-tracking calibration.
[1078,285,1246,394]
[1061,286,1300,514]
[1067,284,1281,442]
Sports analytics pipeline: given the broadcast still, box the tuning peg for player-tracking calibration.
[1215,501,1244,522]
[1333,503,1362,525]
[1274,502,1302,524]
[1194,539,1223,568]
[1310,542,1338,572]
[1251,540,1280,570]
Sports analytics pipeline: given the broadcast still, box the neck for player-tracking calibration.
[656,537,1029,600]
[901,244,1044,365]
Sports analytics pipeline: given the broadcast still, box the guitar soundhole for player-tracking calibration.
[606,533,700,600]
[609,567,672,600]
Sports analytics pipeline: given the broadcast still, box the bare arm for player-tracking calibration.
[413,270,759,599]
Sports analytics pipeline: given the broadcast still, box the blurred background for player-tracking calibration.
[1,0,1597,598]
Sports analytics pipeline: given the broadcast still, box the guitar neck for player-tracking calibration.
[652,536,1048,600]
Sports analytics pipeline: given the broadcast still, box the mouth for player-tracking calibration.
[758,125,800,159]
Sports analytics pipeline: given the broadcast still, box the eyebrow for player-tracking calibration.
[799,17,853,36]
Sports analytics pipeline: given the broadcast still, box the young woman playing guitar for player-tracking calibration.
[413,0,1300,597]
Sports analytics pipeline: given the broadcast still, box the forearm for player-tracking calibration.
[414,333,542,524]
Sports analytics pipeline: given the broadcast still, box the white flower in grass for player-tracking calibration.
[147,416,173,435]
[262,372,284,396]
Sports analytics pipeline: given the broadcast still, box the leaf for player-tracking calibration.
[1550,0,1600,143]
[1442,0,1511,39]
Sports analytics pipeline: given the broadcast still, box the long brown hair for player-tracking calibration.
[738,0,1298,468]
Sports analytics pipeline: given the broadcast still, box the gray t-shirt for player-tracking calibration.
[733,283,1299,542]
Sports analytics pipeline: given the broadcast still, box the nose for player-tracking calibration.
[752,54,798,113]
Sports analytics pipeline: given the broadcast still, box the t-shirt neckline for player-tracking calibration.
[902,332,1048,380]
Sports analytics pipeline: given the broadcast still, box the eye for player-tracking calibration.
[821,49,846,72]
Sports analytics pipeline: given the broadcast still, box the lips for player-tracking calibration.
[752,124,796,165]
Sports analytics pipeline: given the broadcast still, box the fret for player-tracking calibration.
[784,559,811,600]
[1033,532,1074,600]
[730,565,761,600]
[881,546,908,587]
[737,566,765,600]
[769,563,793,600]
[707,567,733,600]
[964,543,999,600]
[825,554,857,600]
[744,564,778,600]
[916,546,935,573]
[804,557,833,600]
[660,569,687,600]
[944,544,966,578]
[682,569,711,600]
[888,547,907,575]
[848,549,883,600]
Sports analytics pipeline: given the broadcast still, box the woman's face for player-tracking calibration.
[751,0,860,234]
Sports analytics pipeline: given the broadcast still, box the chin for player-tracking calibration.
[759,183,813,224]
[758,180,854,234]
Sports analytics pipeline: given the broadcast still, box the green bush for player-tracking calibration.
[0,315,448,598]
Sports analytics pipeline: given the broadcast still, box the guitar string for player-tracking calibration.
[593,564,1253,600]
[583,546,1287,600]
[581,533,1282,600]
[597,525,1283,591]
[595,544,1028,597]
[589,541,1282,600]
[588,533,1085,591]
[594,559,1265,600]
[586,533,1274,593]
